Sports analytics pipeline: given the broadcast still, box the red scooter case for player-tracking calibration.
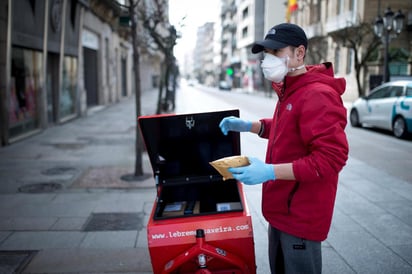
[138,109,256,274]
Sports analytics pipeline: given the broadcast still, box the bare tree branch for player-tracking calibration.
[137,0,179,113]
[329,21,381,97]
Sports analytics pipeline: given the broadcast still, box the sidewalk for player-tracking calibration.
[0,90,160,273]
[0,86,412,274]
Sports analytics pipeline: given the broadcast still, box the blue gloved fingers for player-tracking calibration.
[228,166,245,174]
[219,116,252,135]
[228,157,275,185]
[219,116,234,135]
[229,167,250,183]
[248,157,275,181]
[248,157,263,166]
[229,166,254,184]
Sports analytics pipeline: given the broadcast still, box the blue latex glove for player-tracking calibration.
[229,157,275,185]
[219,116,252,135]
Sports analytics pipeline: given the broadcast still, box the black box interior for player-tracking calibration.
[138,109,243,220]
[155,179,242,219]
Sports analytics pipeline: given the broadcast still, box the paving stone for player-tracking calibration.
[0,231,12,243]
[71,166,154,189]
[0,250,37,274]
[322,246,355,274]
[0,231,85,250]
[330,208,366,233]
[328,230,412,273]
[390,244,412,265]
[50,217,88,230]
[14,201,96,218]
[350,213,412,246]
[23,248,152,273]
[0,217,57,230]
[136,230,148,248]
[80,231,138,248]
[82,212,144,231]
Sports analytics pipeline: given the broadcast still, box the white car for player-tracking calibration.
[350,80,412,139]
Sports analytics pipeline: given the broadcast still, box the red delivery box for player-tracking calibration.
[138,109,256,274]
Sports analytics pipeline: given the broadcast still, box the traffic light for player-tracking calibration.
[226,67,234,76]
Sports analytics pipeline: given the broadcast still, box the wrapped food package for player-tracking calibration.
[210,156,250,180]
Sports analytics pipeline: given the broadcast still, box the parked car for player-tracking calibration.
[187,79,199,86]
[219,81,231,91]
[350,80,412,139]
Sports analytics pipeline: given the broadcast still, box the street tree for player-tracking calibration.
[329,21,381,97]
[306,37,329,65]
[136,0,180,114]
[118,0,147,181]
[119,0,179,180]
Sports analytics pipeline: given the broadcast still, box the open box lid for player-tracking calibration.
[138,109,241,184]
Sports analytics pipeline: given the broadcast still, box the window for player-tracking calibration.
[368,87,391,99]
[337,0,343,14]
[310,0,322,24]
[242,7,249,19]
[317,1,321,21]
[60,56,78,119]
[334,47,340,74]
[389,86,403,97]
[346,49,353,74]
[390,62,408,76]
[406,86,412,96]
[9,47,43,137]
[349,0,355,11]
[242,26,248,38]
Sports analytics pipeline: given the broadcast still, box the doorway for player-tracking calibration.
[121,58,127,96]
[47,53,59,124]
[83,47,98,106]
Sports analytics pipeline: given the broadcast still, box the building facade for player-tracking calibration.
[218,0,283,92]
[0,0,165,147]
[0,0,133,146]
[290,0,412,101]
[220,0,238,88]
[194,22,215,86]
[188,0,411,100]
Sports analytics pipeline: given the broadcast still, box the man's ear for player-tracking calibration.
[296,45,306,60]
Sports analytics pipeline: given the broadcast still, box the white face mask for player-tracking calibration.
[261,53,289,83]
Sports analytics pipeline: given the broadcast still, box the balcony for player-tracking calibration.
[221,3,237,16]
[305,22,323,39]
[325,10,358,34]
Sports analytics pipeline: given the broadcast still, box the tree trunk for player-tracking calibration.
[156,65,165,114]
[156,53,172,114]
[129,0,143,177]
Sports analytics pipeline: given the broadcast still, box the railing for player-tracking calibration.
[325,10,358,33]
[305,22,323,39]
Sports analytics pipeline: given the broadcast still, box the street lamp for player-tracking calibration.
[374,7,405,83]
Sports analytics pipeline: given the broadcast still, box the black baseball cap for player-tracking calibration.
[251,23,308,54]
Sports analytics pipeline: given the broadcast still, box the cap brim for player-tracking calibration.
[251,40,290,54]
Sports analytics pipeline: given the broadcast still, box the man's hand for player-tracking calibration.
[219,116,252,135]
[229,157,276,185]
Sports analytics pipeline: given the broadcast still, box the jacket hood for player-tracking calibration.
[272,62,346,99]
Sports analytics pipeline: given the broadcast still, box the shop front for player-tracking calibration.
[3,0,82,144]
[0,0,134,146]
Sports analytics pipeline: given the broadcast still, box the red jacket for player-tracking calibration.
[260,62,348,241]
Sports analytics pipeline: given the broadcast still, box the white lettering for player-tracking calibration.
[151,223,250,240]
[151,233,166,239]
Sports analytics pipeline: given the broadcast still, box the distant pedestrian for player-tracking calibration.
[219,23,349,274]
